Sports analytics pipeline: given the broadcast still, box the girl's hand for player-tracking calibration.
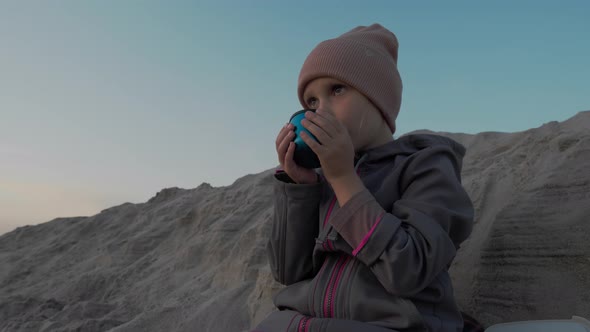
[300,109,356,183]
[275,123,319,184]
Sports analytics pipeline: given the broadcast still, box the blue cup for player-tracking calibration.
[289,109,321,169]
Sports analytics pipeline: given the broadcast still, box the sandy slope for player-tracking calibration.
[1,111,588,331]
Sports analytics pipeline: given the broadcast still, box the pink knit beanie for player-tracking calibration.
[298,23,403,134]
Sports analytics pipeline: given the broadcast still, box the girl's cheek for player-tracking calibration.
[359,110,370,132]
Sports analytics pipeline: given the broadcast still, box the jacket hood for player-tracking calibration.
[355,133,467,167]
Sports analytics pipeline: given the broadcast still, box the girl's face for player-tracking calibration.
[302,77,393,153]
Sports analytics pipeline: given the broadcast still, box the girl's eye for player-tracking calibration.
[333,84,345,95]
[307,98,318,108]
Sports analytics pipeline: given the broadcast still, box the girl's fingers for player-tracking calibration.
[301,118,329,145]
[275,124,290,148]
[277,130,294,164]
[306,111,338,137]
[301,130,324,155]
[284,141,297,171]
[284,140,319,184]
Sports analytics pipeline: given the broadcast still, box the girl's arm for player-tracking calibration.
[266,170,321,285]
[327,145,474,297]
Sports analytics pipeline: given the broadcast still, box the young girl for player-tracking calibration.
[253,23,474,332]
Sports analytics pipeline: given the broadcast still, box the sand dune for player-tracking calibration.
[1,111,589,331]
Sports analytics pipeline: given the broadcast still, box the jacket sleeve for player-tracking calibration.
[266,170,322,285]
[328,145,474,297]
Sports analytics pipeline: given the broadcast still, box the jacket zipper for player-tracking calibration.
[317,166,362,318]
[297,316,311,332]
[321,254,346,317]
[341,258,358,319]
[322,256,344,317]
[324,255,351,317]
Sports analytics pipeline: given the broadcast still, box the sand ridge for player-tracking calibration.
[1,111,589,331]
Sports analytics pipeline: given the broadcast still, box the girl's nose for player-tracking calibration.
[315,100,332,112]
[316,106,334,115]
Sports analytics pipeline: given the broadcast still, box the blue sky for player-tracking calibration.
[1,1,589,234]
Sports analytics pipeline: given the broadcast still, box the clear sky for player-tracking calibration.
[1,1,589,235]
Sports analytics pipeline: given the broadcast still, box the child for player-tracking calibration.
[253,23,474,332]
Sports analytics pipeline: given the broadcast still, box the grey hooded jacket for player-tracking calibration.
[253,134,474,332]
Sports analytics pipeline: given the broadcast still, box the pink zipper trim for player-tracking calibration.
[352,212,384,257]
[297,316,311,332]
[322,256,345,317]
[297,316,306,332]
[310,260,329,316]
[330,255,352,317]
[323,197,337,227]
[327,239,334,251]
